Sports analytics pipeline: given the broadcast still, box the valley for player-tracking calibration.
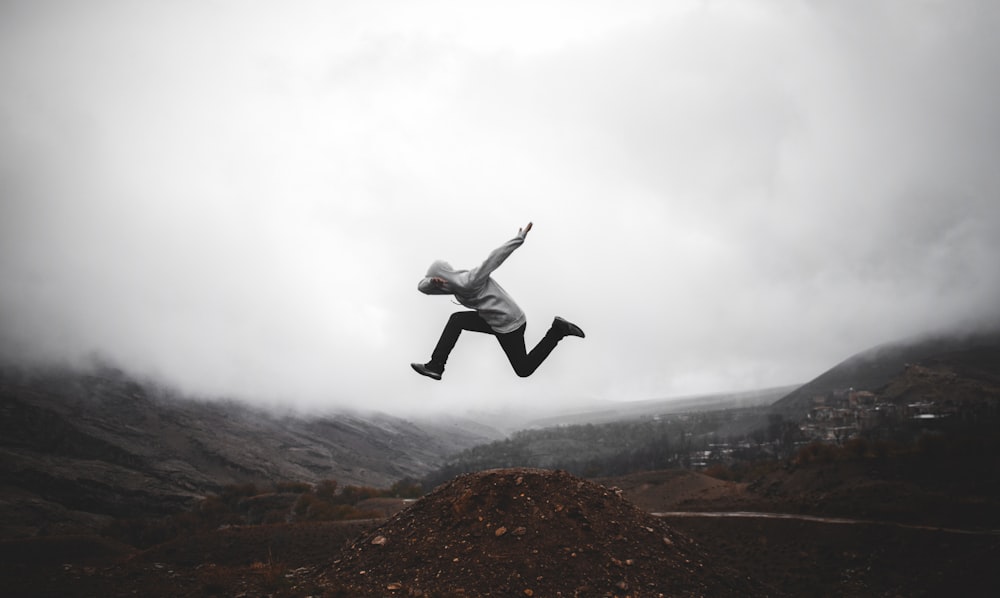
[1,328,999,596]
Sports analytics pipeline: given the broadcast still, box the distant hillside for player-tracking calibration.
[770,329,1000,421]
[877,346,1000,406]
[0,365,499,537]
[522,385,799,429]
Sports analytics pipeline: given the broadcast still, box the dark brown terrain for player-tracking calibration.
[3,466,998,597]
[325,468,766,597]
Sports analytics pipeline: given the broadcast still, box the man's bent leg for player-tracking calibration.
[429,311,494,371]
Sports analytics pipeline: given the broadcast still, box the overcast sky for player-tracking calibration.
[2,0,999,417]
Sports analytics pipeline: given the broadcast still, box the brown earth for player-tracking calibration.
[324,468,767,597]
[0,521,370,597]
[595,469,746,513]
[665,515,999,597]
[2,468,998,597]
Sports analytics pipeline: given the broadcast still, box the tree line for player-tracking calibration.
[421,407,784,488]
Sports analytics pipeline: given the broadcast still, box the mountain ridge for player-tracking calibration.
[0,364,500,538]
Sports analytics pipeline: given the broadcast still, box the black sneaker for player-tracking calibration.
[411,362,443,380]
[554,316,585,338]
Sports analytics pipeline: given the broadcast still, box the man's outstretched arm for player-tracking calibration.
[468,222,533,287]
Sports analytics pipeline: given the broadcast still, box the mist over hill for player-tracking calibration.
[3,325,999,542]
[0,364,500,538]
[769,328,1000,420]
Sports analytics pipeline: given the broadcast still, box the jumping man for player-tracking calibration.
[411,222,585,381]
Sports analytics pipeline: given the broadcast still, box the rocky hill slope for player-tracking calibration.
[0,365,499,538]
[770,328,1000,420]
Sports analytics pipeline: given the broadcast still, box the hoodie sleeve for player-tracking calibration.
[466,233,525,289]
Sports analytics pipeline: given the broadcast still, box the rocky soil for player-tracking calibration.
[6,467,998,597]
[325,468,768,597]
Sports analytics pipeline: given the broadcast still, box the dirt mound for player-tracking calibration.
[325,468,767,597]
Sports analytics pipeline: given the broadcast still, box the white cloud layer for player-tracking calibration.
[2,0,999,415]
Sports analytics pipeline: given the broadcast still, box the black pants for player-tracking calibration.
[430,311,563,378]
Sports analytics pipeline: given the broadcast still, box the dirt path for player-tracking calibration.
[654,511,1000,536]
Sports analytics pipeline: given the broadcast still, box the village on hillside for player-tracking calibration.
[689,362,1000,469]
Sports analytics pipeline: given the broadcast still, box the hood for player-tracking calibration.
[417,260,473,295]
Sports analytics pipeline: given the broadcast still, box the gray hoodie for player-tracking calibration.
[417,232,528,334]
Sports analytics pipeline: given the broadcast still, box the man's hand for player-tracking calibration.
[430,276,448,288]
[519,222,533,238]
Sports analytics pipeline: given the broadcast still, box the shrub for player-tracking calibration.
[314,479,339,501]
[793,441,838,465]
[304,502,379,522]
[390,478,423,498]
[336,485,381,504]
[293,492,321,518]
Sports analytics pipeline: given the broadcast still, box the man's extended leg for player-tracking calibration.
[496,325,553,378]
[412,311,493,380]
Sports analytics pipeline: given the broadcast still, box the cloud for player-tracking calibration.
[2,1,999,415]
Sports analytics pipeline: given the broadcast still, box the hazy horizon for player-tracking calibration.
[3,1,1000,416]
